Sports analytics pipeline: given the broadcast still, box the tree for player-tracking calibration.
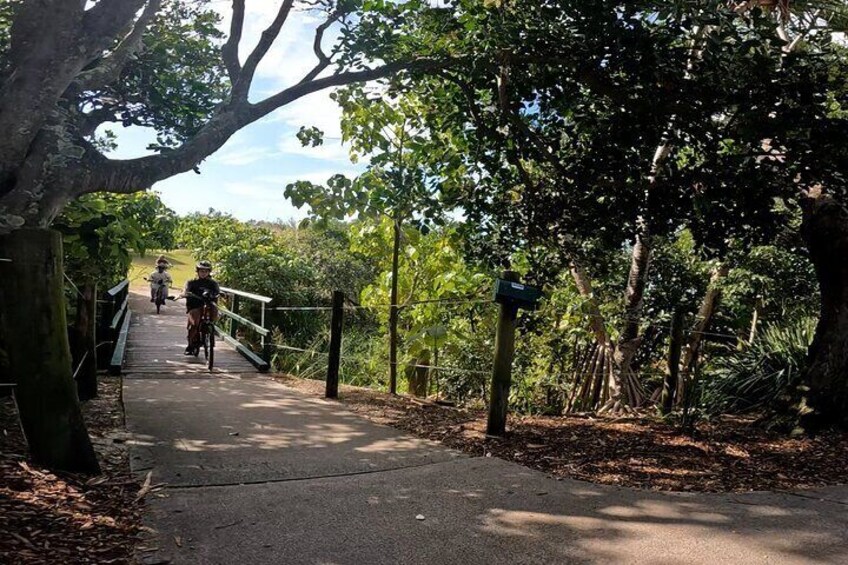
[0,0,449,471]
[382,0,848,425]
[286,88,450,393]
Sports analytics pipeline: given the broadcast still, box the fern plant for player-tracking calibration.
[701,318,816,414]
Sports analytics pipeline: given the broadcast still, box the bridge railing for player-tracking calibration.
[96,279,131,373]
[218,286,271,372]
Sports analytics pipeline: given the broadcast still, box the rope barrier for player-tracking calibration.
[72,351,89,380]
[346,294,491,310]
[270,306,334,311]
[388,360,490,376]
[270,344,329,356]
[524,310,740,340]
[63,273,85,299]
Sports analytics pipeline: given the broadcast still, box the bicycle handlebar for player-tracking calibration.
[180,290,220,301]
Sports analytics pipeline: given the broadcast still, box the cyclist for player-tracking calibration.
[148,256,173,303]
[182,260,220,355]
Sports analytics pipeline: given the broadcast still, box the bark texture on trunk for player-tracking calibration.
[799,193,848,430]
[569,261,609,345]
[612,220,651,407]
[0,229,100,473]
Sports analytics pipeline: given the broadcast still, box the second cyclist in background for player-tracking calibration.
[149,255,173,304]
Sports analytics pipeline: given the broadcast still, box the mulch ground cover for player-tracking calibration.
[274,375,848,493]
[0,378,142,564]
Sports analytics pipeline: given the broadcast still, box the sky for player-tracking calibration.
[108,2,363,222]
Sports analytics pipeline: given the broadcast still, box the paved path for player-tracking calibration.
[124,295,848,564]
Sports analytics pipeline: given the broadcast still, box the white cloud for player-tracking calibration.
[272,91,356,164]
[260,169,360,185]
[223,183,282,201]
[213,144,279,166]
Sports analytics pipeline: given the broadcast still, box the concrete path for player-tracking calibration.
[124,296,848,564]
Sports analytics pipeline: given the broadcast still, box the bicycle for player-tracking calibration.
[147,279,170,314]
[182,290,219,371]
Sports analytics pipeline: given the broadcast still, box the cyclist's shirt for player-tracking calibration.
[184,278,220,311]
[149,269,172,289]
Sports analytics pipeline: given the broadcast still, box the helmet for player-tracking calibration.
[196,260,213,271]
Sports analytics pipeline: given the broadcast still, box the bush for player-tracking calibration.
[701,317,816,414]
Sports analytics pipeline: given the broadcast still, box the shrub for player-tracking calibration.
[701,317,816,414]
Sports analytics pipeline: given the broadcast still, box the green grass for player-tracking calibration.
[129,248,196,290]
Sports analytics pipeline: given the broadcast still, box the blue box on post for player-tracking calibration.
[492,278,543,310]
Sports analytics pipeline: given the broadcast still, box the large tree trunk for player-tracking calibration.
[798,192,848,430]
[74,282,98,401]
[0,229,100,473]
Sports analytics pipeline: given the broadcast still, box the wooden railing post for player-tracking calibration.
[486,271,521,436]
[97,291,115,368]
[229,294,240,338]
[326,291,345,398]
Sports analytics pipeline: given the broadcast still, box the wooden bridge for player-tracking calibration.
[109,282,272,378]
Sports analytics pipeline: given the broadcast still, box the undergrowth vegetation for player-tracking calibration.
[173,211,820,422]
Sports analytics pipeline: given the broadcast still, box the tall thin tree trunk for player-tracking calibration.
[661,310,684,415]
[0,229,100,473]
[798,192,848,430]
[748,298,761,345]
[569,261,609,344]
[612,217,651,407]
[388,219,401,395]
[677,263,729,400]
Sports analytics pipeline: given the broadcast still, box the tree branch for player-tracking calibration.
[81,0,149,59]
[80,107,120,137]
[81,57,453,198]
[233,0,296,99]
[250,58,450,122]
[222,0,246,83]
[74,0,162,92]
[299,10,343,84]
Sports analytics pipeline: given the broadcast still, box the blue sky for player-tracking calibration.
[108,3,362,222]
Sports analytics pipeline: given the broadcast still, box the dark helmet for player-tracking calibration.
[195,260,213,271]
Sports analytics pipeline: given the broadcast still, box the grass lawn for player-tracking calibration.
[129,248,196,290]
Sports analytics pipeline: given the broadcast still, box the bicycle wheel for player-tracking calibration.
[207,327,215,371]
[155,286,166,314]
[202,327,209,360]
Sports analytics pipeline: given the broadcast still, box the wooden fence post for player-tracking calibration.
[97,291,115,368]
[326,291,344,398]
[75,282,98,401]
[229,294,240,338]
[661,310,684,416]
[486,271,520,436]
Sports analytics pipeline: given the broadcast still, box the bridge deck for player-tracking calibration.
[125,289,259,377]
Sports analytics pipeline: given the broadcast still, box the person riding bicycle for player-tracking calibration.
[148,256,173,303]
[182,260,220,355]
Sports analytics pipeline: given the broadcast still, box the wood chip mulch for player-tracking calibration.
[274,375,848,493]
[0,378,143,564]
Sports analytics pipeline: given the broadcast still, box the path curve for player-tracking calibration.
[124,291,848,564]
